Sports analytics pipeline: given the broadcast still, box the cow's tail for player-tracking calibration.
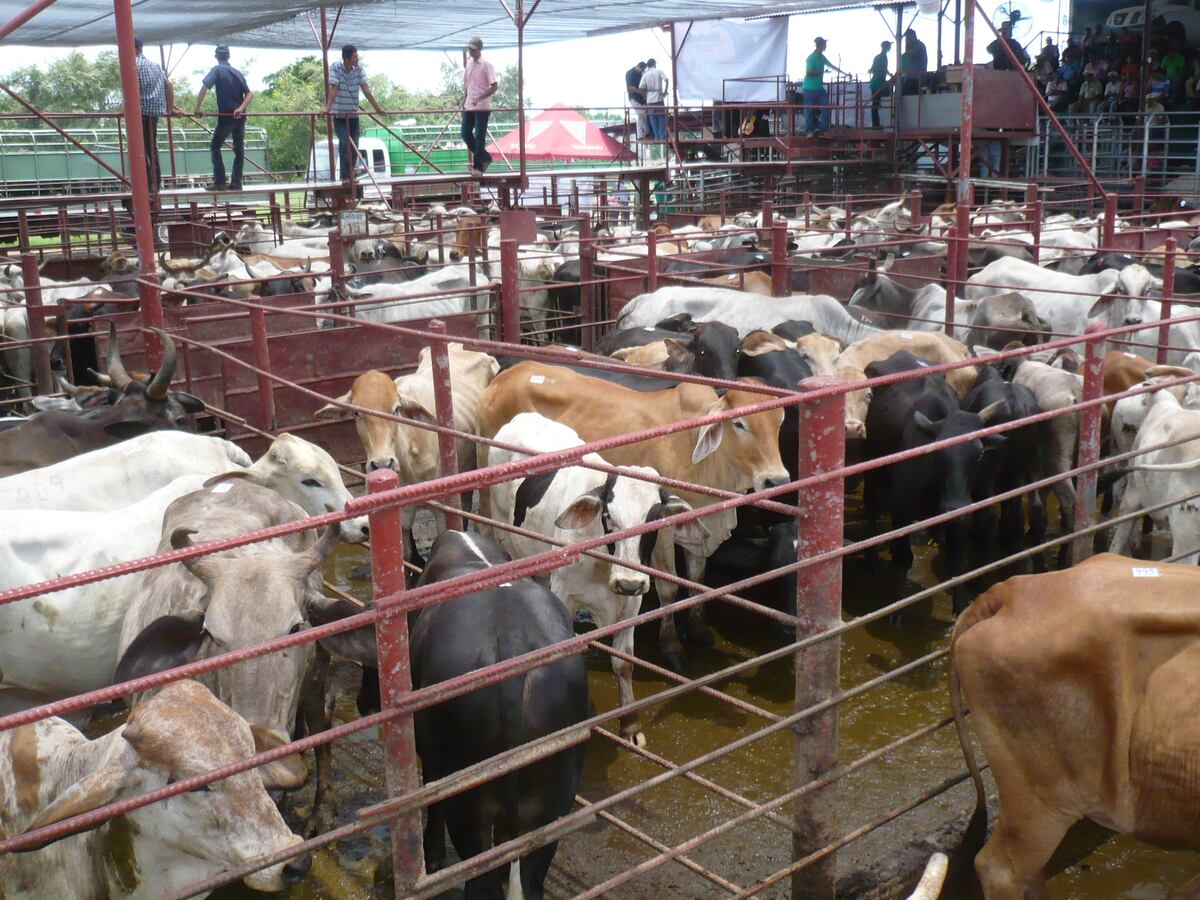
[947,596,994,885]
[1132,456,1200,472]
[1096,466,1133,494]
[499,669,527,900]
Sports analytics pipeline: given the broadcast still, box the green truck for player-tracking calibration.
[0,126,270,196]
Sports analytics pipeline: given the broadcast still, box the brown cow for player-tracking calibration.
[701,271,775,295]
[477,361,788,659]
[951,554,1200,898]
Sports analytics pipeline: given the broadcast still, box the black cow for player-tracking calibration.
[1077,251,1200,294]
[0,324,185,477]
[771,319,816,341]
[963,365,1045,546]
[593,321,742,383]
[705,520,797,637]
[317,530,588,900]
[863,351,1005,615]
[664,248,809,292]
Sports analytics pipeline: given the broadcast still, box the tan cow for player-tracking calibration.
[700,271,775,295]
[0,680,308,897]
[315,342,499,482]
[477,361,789,658]
[951,554,1200,899]
[836,330,975,439]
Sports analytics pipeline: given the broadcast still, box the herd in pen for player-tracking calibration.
[6,191,1200,897]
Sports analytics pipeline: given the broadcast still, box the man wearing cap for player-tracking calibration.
[324,44,385,186]
[803,37,845,138]
[625,61,648,140]
[463,36,499,174]
[194,45,253,191]
[869,40,892,128]
[134,36,178,193]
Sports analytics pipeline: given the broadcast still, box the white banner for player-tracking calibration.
[675,18,789,103]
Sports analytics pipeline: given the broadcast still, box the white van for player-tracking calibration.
[1104,0,1200,44]
[307,136,391,200]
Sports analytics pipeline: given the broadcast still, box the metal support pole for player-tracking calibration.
[1072,324,1105,564]
[792,376,845,900]
[1103,193,1117,250]
[0,0,59,41]
[320,9,337,191]
[772,222,789,298]
[1030,198,1043,264]
[427,319,463,531]
[516,0,527,188]
[578,215,597,350]
[1134,174,1146,214]
[957,0,974,206]
[1158,237,1176,365]
[249,305,276,431]
[761,198,774,244]
[500,238,521,343]
[909,188,922,223]
[646,229,659,293]
[366,468,424,897]
[19,253,52,395]
[113,0,165,369]
[954,201,969,299]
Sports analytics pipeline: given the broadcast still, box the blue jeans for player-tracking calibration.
[804,87,829,134]
[210,115,245,186]
[647,111,667,140]
[461,110,492,170]
[332,115,360,181]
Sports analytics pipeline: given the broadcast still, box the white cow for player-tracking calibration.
[1010,358,1084,536]
[0,432,368,543]
[337,265,491,326]
[966,257,1153,339]
[1110,389,1200,563]
[0,680,308,898]
[616,286,882,345]
[486,414,703,747]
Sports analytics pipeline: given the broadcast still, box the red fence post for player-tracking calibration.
[1133,174,1146,215]
[761,198,774,244]
[578,215,597,350]
[427,319,463,531]
[793,376,846,900]
[249,305,276,431]
[1103,192,1117,250]
[1158,237,1176,365]
[646,229,659,293]
[772,221,789,298]
[803,191,812,230]
[1029,198,1043,264]
[500,238,521,344]
[908,188,922,225]
[19,253,52,396]
[1073,324,1105,564]
[367,468,424,894]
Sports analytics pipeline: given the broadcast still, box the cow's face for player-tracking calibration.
[120,681,309,892]
[255,433,368,543]
[314,370,404,475]
[693,387,789,493]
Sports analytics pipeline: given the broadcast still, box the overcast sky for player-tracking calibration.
[0,2,1067,113]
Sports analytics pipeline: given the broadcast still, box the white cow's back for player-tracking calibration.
[0,431,250,511]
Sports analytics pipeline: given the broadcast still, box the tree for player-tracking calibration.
[0,52,123,126]
[253,56,326,175]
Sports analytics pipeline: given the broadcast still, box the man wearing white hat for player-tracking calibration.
[463,36,499,174]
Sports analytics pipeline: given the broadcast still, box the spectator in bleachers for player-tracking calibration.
[1098,70,1122,113]
[1149,67,1172,98]
[1120,55,1140,80]
[1047,69,1070,111]
[1163,44,1187,104]
[1120,70,1140,111]
[1084,55,1108,81]
[1104,32,1124,67]
[1071,71,1104,113]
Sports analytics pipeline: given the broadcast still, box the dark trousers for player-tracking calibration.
[333,115,360,181]
[210,115,246,186]
[141,115,161,191]
[870,88,884,127]
[461,110,492,170]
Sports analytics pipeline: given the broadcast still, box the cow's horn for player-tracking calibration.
[105,322,133,391]
[145,328,177,400]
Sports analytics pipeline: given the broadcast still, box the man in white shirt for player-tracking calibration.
[462,36,499,174]
[638,58,669,141]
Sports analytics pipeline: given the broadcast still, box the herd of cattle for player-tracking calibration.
[5,193,1200,897]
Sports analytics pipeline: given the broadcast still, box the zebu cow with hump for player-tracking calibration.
[115,479,345,789]
[0,326,185,477]
[487,413,705,745]
[0,680,310,898]
[477,361,789,664]
[311,531,589,900]
[950,555,1200,899]
[0,432,369,542]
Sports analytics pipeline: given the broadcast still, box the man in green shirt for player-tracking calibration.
[803,36,846,137]
[869,40,892,128]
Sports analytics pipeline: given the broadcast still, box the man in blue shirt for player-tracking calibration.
[194,45,253,191]
[323,45,385,185]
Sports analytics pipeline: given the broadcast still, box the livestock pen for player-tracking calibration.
[6,184,1200,898]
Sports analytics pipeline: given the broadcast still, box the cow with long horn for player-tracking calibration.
[0,323,192,477]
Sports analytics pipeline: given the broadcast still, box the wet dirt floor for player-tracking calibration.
[210,493,1200,899]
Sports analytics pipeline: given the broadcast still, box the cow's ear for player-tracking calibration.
[249,725,309,790]
[170,391,206,414]
[983,433,1007,450]
[663,338,694,368]
[313,390,353,420]
[1086,293,1120,320]
[554,491,604,530]
[113,609,207,686]
[307,595,378,666]
[394,391,436,426]
[741,331,789,357]
[102,420,155,441]
[913,411,940,436]
[692,418,725,464]
[660,495,709,544]
[23,761,128,846]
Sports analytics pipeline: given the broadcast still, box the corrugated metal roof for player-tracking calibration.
[1,0,915,50]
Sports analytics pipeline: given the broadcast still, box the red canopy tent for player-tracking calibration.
[486,104,635,162]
